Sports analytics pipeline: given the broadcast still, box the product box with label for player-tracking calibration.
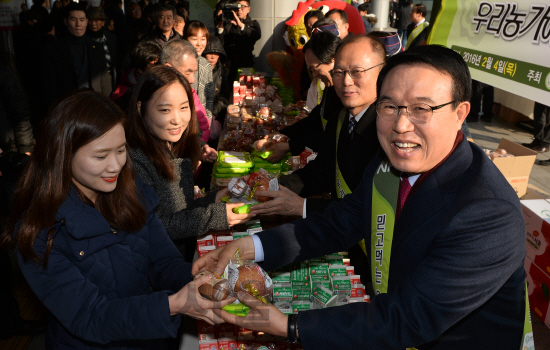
[491,138,537,198]
[199,339,218,350]
[525,257,550,330]
[273,283,293,302]
[521,199,550,273]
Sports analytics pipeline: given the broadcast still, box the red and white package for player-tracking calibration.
[351,284,366,298]
[217,323,237,338]
[346,266,355,276]
[198,245,216,258]
[216,235,233,248]
[300,147,317,167]
[198,320,217,340]
[197,234,215,248]
[349,275,361,285]
[217,337,237,349]
[199,339,219,350]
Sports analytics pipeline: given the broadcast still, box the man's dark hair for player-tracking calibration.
[64,2,86,18]
[413,4,426,17]
[304,10,324,25]
[337,34,386,62]
[302,31,341,64]
[311,17,336,29]
[376,45,471,109]
[238,0,250,5]
[132,40,162,72]
[326,9,348,24]
[154,3,176,17]
[357,3,369,13]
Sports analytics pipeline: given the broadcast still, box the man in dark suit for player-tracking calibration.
[405,4,429,50]
[248,35,384,217]
[54,3,111,96]
[194,46,529,349]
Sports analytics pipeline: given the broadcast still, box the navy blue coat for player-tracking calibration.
[258,137,526,349]
[17,180,193,349]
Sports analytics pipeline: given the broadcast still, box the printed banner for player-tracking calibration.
[0,0,22,30]
[428,0,550,104]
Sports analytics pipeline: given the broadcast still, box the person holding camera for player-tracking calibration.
[215,0,261,80]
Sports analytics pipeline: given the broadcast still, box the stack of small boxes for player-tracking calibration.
[232,73,281,107]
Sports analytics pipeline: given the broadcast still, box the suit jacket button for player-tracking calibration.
[79,251,85,256]
[112,230,117,235]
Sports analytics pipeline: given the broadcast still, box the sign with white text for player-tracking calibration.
[428,0,550,104]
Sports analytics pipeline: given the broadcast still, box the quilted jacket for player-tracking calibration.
[17,179,193,349]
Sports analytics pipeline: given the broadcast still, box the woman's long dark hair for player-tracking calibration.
[127,65,201,181]
[1,90,146,266]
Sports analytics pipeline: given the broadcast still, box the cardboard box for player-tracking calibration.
[521,199,550,273]
[491,138,537,198]
[525,257,550,330]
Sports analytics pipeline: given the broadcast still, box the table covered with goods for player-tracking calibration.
[181,72,371,350]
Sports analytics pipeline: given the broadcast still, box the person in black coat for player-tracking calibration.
[86,6,119,95]
[405,4,429,50]
[53,3,112,97]
[249,35,386,218]
[214,0,261,80]
[202,36,230,126]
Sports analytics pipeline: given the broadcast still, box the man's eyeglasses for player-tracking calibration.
[307,62,323,73]
[238,4,249,9]
[376,100,457,124]
[330,62,385,80]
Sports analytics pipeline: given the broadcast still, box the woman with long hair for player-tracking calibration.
[126,65,251,261]
[1,90,231,349]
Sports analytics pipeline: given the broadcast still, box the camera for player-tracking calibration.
[219,1,241,23]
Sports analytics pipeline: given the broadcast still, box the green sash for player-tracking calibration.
[370,160,400,295]
[335,109,350,198]
[319,86,329,131]
[405,21,429,50]
[521,283,535,349]
[316,79,324,106]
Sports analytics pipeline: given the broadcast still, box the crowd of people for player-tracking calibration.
[0,0,544,349]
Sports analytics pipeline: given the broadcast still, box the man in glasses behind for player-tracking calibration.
[249,35,386,282]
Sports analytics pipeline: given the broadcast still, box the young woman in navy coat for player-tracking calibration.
[1,90,233,349]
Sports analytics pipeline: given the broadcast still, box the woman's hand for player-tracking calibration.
[225,203,255,226]
[201,144,218,163]
[215,188,228,202]
[168,273,235,324]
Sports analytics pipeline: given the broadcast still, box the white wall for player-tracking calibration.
[249,0,302,73]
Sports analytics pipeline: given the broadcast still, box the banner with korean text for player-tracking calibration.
[428,0,550,104]
[0,0,22,30]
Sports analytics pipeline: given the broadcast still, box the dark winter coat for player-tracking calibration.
[17,179,191,349]
[203,37,229,121]
[0,63,33,154]
[215,15,261,71]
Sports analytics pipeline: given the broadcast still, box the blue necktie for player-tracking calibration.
[349,116,356,133]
